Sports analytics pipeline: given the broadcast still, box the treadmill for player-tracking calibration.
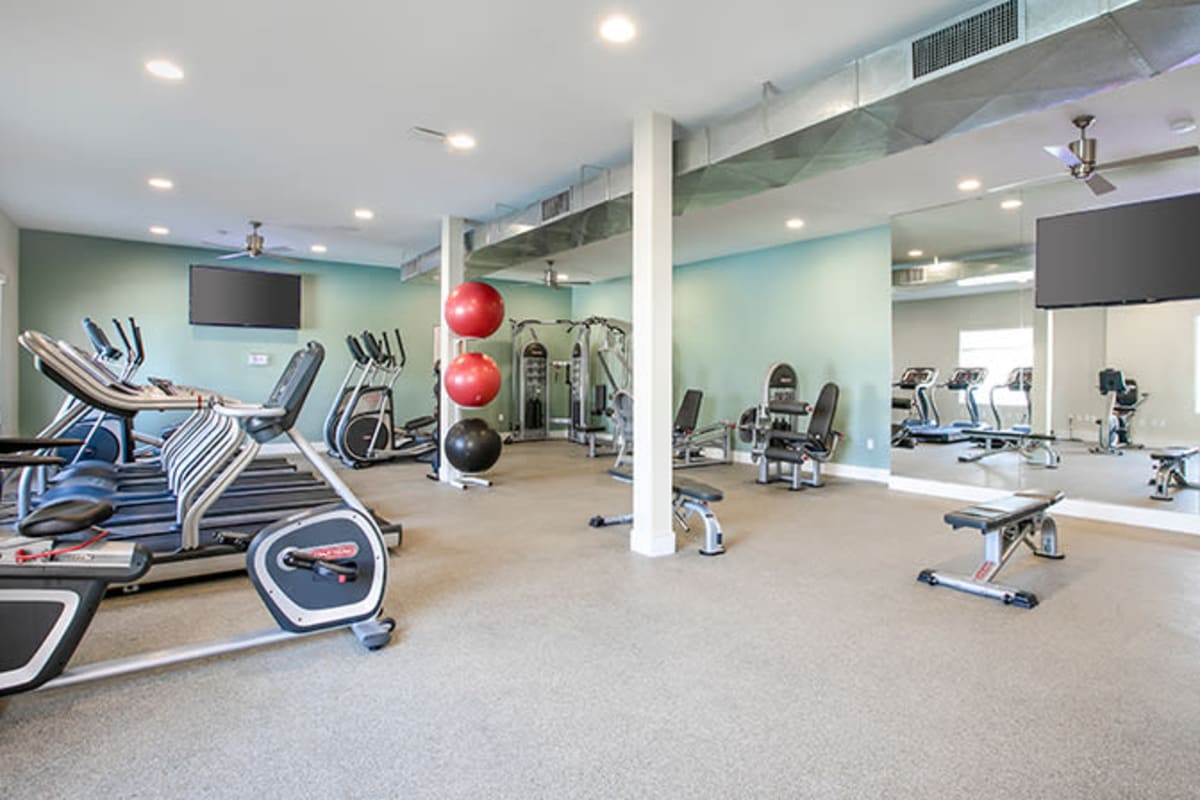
[18,330,401,589]
[911,367,990,443]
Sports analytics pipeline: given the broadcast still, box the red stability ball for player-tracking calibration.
[444,281,505,339]
[444,352,502,408]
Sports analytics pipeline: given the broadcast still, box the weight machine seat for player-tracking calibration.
[1150,447,1198,461]
[943,490,1064,533]
[763,442,830,463]
[18,497,116,538]
[606,468,724,503]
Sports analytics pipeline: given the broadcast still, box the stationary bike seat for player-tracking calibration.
[19,498,115,538]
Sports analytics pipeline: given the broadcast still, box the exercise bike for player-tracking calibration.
[326,330,437,468]
[0,358,396,697]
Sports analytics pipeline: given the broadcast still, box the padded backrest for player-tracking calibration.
[805,382,840,447]
[1116,378,1139,408]
[674,389,703,432]
[245,342,325,443]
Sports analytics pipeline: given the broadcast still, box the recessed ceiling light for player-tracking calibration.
[907,249,924,258]
[599,14,637,44]
[354,208,374,221]
[148,225,170,236]
[1168,117,1197,135]
[446,132,476,151]
[147,177,174,190]
[145,59,184,81]
[957,178,982,192]
[1000,198,1023,210]
[310,244,327,254]
[785,217,805,230]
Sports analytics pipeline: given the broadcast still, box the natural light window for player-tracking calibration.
[959,327,1034,410]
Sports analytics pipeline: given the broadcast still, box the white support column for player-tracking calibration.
[438,215,465,484]
[630,110,675,557]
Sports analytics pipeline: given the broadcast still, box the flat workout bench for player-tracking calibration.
[1149,447,1199,501]
[918,489,1064,609]
[588,467,726,555]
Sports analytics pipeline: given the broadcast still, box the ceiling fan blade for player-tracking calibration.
[986,172,1066,195]
[201,240,241,249]
[216,251,248,260]
[1097,145,1200,172]
[264,245,295,254]
[1085,172,1117,196]
[266,254,304,266]
[1044,144,1083,169]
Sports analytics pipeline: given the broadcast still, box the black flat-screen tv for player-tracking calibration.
[189,264,302,329]
[1036,191,1200,309]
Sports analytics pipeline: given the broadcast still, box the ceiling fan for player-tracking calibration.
[991,114,1199,196]
[543,260,590,289]
[203,221,301,264]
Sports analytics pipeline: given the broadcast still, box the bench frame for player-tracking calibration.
[958,429,1061,469]
[589,469,726,556]
[918,490,1064,609]
[1150,448,1199,501]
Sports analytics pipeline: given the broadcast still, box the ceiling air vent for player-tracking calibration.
[893,266,928,286]
[541,189,571,222]
[912,0,1018,79]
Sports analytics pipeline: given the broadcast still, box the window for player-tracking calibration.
[958,327,1034,412]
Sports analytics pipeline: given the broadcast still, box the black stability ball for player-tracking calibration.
[444,418,502,473]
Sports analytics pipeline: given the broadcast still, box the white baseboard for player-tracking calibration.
[888,475,1200,537]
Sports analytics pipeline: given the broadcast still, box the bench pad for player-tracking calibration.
[1151,447,1198,460]
[944,490,1064,532]
[966,430,1057,443]
[607,468,723,503]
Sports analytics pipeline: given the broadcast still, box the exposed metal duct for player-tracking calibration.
[400,0,1200,279]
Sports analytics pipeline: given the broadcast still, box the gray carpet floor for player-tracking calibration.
[2,442,1199,799]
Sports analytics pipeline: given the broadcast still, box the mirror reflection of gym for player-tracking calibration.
[890,153,1200,515]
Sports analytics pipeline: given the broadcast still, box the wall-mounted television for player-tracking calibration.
[189,264,302,329]
[1036,191,1200,309]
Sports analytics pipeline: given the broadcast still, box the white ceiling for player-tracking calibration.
[490,62,1200,285]
[0,0,975,265]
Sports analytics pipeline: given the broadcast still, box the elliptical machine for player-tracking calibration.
[0,344,395,697]
[327,330,437,468]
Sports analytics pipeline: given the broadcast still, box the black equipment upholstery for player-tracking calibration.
[944,490,1064,532]
[673,389,703,433]
[18,498,116,538]
[245,342,325,443]
[606,467,724,503]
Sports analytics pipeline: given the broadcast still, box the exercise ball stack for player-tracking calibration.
[442,282,504,475]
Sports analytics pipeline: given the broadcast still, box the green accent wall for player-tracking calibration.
[18,230,570,442]
[571,226,893,470]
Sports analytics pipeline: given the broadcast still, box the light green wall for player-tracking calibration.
[18,230,570,442]
[0,210,18,435]
[571,226,893,470]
